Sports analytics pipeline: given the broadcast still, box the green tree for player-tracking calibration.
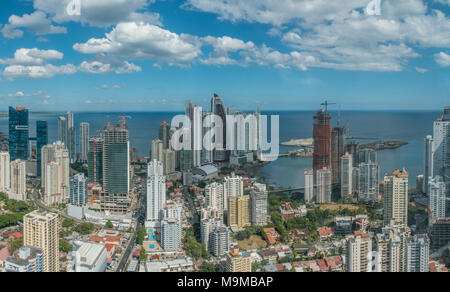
[136,227,146,245]
[62,219,74,229]
[7,237,23,254]
[105,221,114,229]
[139,248,148,262]
[74,223,95,235]
[200,262,216,272]
[59,239,72,253]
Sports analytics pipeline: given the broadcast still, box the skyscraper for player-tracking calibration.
[228,194,250,229]
[103,118,130,195]
[9,106,29,161]
[36,120,48,178]
[210,226,230,257]
[346,233,372,272]
[151,138,164,162]
[0,152,10,192]
[423,135,434,194]
[23,210,59,272]
[428,176,446,220]
[79,122,90,163]
[223,174,244,212]
[316,168,332,203]
[304,169,314,203]
[58,113,76,163]
[313,109,332,180]
[375,225,411,272]
[159,120,171,150]
[205,182,225,218]
[406,234,430,272]
[331,126,346,186]
[384,169,409,226]
[211,94,227,162]
[9,159,26,201]
[341,153,353,198]
[146,159,166,222]
[69,173,88,206]
[250,183,268,226]
[88,136,103,184]
[160,204,182,251]
[358,149,379,201]
[432,107,450,179]
[41,142,70,205]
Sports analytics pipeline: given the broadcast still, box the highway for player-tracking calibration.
[31,190,84,224]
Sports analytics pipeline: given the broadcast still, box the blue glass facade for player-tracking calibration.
[9,107,29,161]
[36,121,48,178]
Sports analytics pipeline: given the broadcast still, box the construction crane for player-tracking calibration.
[321,100,336,113]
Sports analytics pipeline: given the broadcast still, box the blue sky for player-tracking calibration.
[0,0,449,111]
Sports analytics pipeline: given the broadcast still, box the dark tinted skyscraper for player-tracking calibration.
[159,120,170,150]
[211,93,227,162]
[331,126,346,185]
[9,106,29,161]
[103,118,130,195]
[36,120,48,178]
[88,136,104,184]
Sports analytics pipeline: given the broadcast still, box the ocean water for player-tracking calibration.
[0,110,440,188]
[260,110,440,189]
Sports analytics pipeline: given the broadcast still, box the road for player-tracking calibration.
[31,190,84,224]
[116,187,145,272]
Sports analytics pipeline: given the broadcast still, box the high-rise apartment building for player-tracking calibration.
[432,107,450,180]
[79,122,90,163]
[228,194,250,229]
[358,149,379,201]
[205,182,225,218]
[201,216,223,253]
[423,135,434,194]
[23,210,59,272]
[313,109,332,179]
[58,112,76,163]
[375,225,411,272]
[406,234,430,272]
[346,232,372,272]
[102,118,130,195]
[341,153,353,198]
[159,120,171,150]
[36,120,48,178]
[41,142,70,205]
[146,160,166,222]
[226,249,252,272]
[223,174,244,212]
[304,168,314,203]
[0,152,10,192]
[9,159,27,201]
[69,173,88,206]
[428,176,447,220]
[316,168,332,203]
[250,183,268,225]
[384,169,409,226]
[9,106,29,161]
[160,204,182,251]
[151,138,164,163]
[210,226,230,257]
[88,136,103,184]
[162,149,176,175]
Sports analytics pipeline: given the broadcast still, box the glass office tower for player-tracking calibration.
[9,106,29,161]
[36,120,48,178]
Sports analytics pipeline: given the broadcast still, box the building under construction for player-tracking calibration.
[313,109,332,179]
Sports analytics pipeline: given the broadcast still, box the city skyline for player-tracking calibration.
[0,0,449,111]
